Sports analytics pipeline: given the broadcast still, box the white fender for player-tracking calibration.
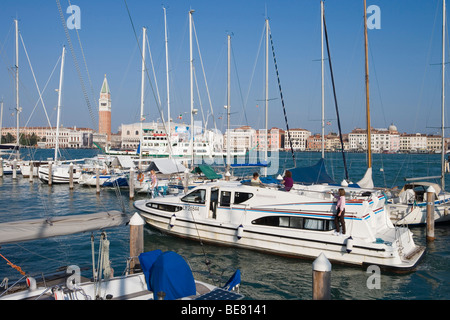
[26,277,36,290]
[237,224,244,240]
[169,214,177,228]
[346,236,354,253]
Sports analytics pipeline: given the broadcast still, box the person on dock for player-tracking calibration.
[281,170,293,191]
[334,188,346,235]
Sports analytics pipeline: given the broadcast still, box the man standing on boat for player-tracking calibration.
[334,188,346,235]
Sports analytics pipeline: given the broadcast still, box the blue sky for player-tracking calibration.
[0,0,447,136]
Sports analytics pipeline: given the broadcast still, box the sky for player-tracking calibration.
[0,0,448,136]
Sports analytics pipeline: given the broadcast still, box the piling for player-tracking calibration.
[129,212,144,274]
[12,159,17,179]
[312,253,331,300]
[129,168,135,200]
[69,163,74,189]
[96,166,100,194]
[48,161,53,186]
[184,168,189,194]
[29,162,34,183]
[0,158,3,177]
[426,186,435,242]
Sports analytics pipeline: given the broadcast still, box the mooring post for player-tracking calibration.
[0,158,3,177]
[184,168,189,194]
[12,159,17,179]
[129,168,135,200]
[312,252,331,300]
[426,186,435,242]
[69,163,74,189]
[29,162,34,183]
[48,161,53,186]
[129,212,144,274]
[96,166,100,194]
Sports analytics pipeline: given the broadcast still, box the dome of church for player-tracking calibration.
[388,123,397,132]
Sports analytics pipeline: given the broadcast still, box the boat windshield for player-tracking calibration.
[181,189,206,204]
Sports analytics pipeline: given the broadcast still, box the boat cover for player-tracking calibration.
[146,159,187,174]
[139,250,196,300]
[290,158,336,185]
[191,165,222,180]
[0,211,129,245]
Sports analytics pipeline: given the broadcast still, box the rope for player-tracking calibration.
[0,252,26,276]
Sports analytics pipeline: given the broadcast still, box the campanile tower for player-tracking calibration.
[98,74,111,141]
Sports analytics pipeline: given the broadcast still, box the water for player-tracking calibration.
[1,149,450,300]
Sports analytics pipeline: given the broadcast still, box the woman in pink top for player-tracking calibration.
[334,188,346,235]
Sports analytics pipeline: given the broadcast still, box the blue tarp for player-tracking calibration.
[289,158,336,185]
[138,250,196,300]
[240,176,281,185]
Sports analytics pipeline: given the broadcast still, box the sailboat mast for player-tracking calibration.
[363,0,372,168]
[140,27,147,167]
[227,34,231,172]
[264,18,269,177]
[321,1,325,159]
[442,0,446,190]
[164,7,171,158]
[189,10,195,168]
[54,46,66,162]
[14,19,20,158]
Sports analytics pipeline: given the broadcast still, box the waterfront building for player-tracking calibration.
[284,128,311,151]
[224,126,257,152]
[255,127,284,151]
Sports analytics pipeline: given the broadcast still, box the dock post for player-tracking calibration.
[426,186,435,242]
[96,166,100,194]
[129,212,144,274]
[48,161,53,186]
[184,168,189,194]
[12,159,17,179]
[29,162,34,183]
[0,158,3,177]
[312,253,331,300]
[69,163,74,189]
[129,168,135,200]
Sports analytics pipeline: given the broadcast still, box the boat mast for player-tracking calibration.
[226,33,231,173]
[164,7,171,159]
[140,27,147,168]
[54,46,66,162]
[363,0,372,168]
[442,0,446,190]
[189,10,195,168]
[321,1,325,159]
[14,19,20,158]
[264,18,269,176]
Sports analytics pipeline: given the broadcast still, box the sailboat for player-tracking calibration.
[385,0,450,225]
[37,46,83,184]
[133,9,425,271]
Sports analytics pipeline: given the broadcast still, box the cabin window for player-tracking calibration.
[146,202,182,212]
[220,191,232,207]
[234,192,253,204]
[181,189,206,204]
[252,216,333,231]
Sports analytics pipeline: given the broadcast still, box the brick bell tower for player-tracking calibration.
[98,74,111,141]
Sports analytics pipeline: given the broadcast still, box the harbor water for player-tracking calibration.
[1,149,450,300]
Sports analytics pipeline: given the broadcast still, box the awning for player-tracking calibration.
[191,165,222,180]
[146,159,187,174]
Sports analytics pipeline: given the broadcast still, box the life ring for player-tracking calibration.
[137,173,144,182]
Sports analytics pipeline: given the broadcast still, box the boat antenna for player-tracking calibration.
[322,7,349,181]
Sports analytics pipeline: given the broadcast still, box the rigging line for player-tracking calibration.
[193,66,207,124]
[67,0,97,113]
[145,32,162,111]
[56,0,97,131]
[268,27,296,167]
[192,20,216,130]
[19,33,58,131]
[323,11,349,181]
[231,42,249,126]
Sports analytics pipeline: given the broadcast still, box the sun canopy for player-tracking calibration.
[0,211,129,245]
[146,159,187,174]
[290,158,336,185]
[191,165,222,180]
